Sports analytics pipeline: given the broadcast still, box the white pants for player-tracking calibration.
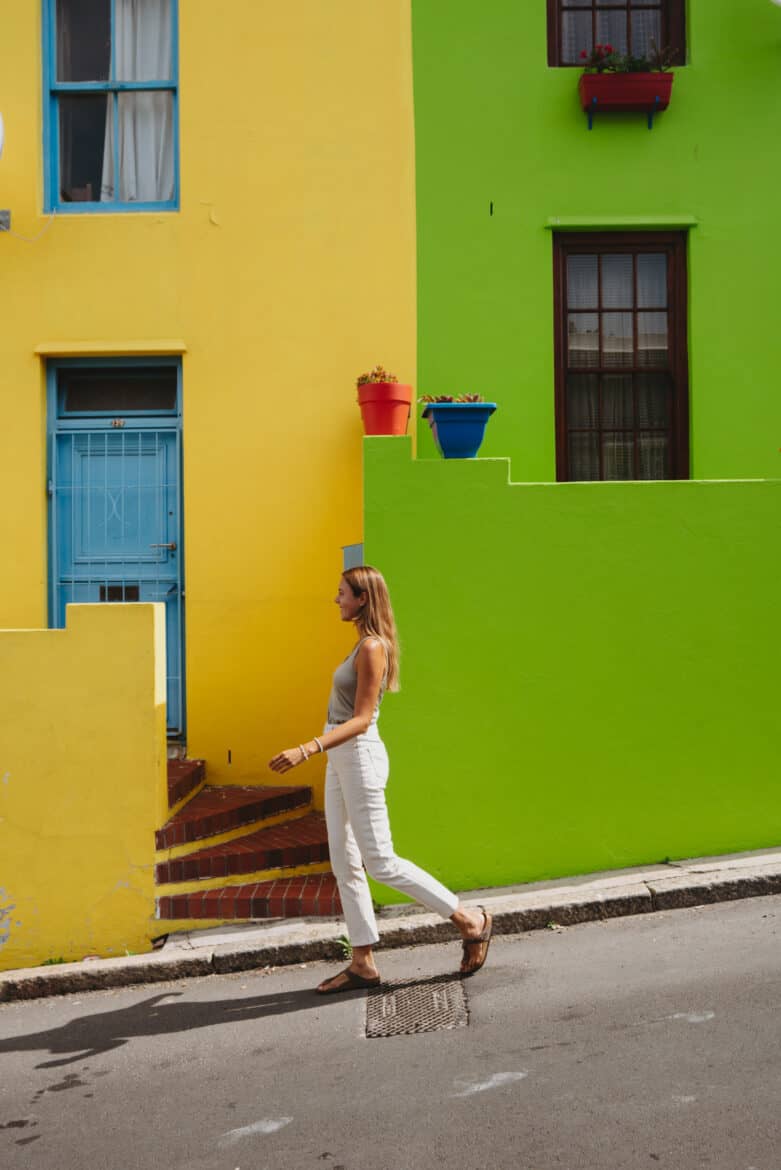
[324,723,459,947]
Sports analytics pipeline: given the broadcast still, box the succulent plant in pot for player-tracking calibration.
[356,364,414,436]
[419,393,497,459]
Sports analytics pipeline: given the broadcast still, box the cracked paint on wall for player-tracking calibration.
[0,889,17,951]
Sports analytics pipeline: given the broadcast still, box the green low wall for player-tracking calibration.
[364,437,780,902]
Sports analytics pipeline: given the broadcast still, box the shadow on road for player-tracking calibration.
[0,983,364,1069]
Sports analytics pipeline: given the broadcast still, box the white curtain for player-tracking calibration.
[101,0,174,202]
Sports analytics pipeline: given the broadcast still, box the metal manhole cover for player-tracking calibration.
[365,973,469,1038]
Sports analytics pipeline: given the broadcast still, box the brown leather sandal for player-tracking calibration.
[315,967,382,995]
[460,907,493,977]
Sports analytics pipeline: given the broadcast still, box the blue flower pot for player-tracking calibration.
[422,402,497,459]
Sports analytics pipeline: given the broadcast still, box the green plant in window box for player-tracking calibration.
[579,41,676,74]
[418,393,485,403]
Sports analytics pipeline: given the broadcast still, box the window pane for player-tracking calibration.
[602,313,633,368]
[601,255,633,309]
[111,92,175,202]
[637,254,667,307]
[562,11,594,63]
[596,9,629,56]
[567,255,599,308]
[568,314,600,367]
[602,433,634,480]
[638,434,669,479]
[636,373,669,427]
[630,9,662,58]
[567,374,600,428]
[56,0,110,81]
[59,95,109,203]
[115,0,173,82]
[602,374,633,427]
[61,368,177,413]
[568,433,600,480]
[100,584,140,602]
[637,312,668,367]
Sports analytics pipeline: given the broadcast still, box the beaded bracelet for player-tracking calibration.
[298,743,309,762]
[313,736,325,754]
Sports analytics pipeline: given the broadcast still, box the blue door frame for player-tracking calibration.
[47,359,185,736]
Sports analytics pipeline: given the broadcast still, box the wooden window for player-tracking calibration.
[44,0,179,211]
[553,232,689,481]
[547,1,686,67]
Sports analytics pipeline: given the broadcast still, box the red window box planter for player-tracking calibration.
[579,72,674,129]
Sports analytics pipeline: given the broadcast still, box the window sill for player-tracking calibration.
[35,340,187,357]
[546,215,698,232]
[47,203,179,215]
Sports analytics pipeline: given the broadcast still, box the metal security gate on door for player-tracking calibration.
[48,360,185,736]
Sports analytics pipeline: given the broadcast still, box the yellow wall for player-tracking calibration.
[0,604,166,972]
[0,2,417,805]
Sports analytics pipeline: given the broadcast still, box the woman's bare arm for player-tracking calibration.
[268,638,386,774]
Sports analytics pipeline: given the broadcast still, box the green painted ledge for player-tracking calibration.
[545,215,699,231]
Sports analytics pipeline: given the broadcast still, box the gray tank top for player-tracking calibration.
[326,638,386,724]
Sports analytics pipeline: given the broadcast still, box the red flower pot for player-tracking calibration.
[579,71,674,115]
[357,382,414,436]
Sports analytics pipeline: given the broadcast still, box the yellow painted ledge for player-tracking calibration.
[165,780,207,824]
[158,916,340,938]
[156,860,332,899]
[34,339,188,357]
[156,804,313,864]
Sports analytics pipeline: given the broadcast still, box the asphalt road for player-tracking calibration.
[0,896,779,1170]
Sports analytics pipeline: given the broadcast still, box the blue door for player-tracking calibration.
[48,361,184,735]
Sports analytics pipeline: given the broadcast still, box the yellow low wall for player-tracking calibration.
[0,604,167,972]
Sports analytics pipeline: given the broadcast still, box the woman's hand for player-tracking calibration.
[268,747,305,774]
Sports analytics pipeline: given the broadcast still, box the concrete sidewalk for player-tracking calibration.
[3,845,780,1002]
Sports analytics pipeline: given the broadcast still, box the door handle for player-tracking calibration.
[150,542,177,550]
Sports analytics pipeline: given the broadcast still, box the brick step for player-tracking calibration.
[167,758,206,808]
[157,873,342,921]
[155,812,329,886]
[155,784,312,850]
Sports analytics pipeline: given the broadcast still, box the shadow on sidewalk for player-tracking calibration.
[0,983,366,1070]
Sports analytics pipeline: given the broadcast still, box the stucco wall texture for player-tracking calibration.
[411,0,781,481]
[0,2,417,803]
[0,605,166,971]
[364,438,781,902]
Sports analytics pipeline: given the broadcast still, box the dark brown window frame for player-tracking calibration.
[546,0,686,67]
[552,231,690,482]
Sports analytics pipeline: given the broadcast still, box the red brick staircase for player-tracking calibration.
[155,759,341,929]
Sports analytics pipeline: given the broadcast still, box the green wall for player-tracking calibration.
[365,437,780,900]
[411,0,781,480]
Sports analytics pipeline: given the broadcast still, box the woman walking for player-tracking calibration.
[269,565,492,994]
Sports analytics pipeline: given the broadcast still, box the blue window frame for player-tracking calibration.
[43,0,179,212]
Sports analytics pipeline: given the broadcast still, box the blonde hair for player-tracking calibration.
[343,565,400,692]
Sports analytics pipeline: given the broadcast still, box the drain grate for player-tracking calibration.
[365,973,469,1038]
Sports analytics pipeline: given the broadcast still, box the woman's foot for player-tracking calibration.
[316,944,380,994]
[451,905,493,975]
[316,962,381,994]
